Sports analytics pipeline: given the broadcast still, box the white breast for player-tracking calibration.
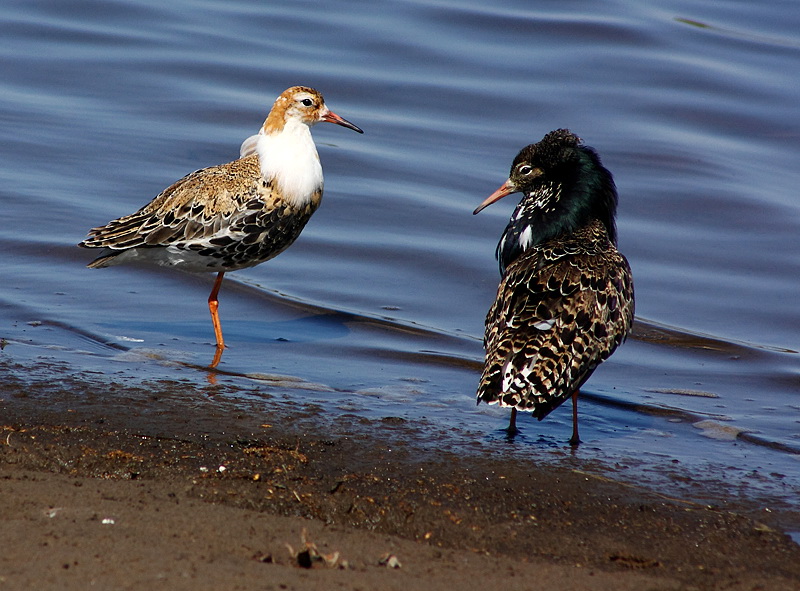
[256,119,324,208]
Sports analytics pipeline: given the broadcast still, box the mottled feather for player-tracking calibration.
[478,219,634,419]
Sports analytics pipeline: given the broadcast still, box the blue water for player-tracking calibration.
[1,0,799,523]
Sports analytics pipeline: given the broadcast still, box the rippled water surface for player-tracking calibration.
[2,0,799,518]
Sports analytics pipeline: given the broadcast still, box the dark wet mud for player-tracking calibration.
[2,367,799,590]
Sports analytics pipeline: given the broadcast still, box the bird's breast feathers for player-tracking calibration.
[255,120,324,209]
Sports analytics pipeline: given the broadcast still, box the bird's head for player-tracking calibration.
[474,129,618,246]
[263,86,363,135]
[474,129,619,274]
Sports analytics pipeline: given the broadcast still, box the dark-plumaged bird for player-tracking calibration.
[473,129,634,444]
[79,86,362,365]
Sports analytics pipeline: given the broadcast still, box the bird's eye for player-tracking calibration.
[301,98,314,107]
[518,165,534,175]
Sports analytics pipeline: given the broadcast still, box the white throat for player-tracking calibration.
[255,119,324,207]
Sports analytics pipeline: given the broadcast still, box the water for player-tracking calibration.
[1,0,799,523]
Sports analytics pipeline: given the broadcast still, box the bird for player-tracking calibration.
[472,129,634,444]
[79,86,363,365]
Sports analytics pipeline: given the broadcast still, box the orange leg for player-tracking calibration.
[209,345,224,371]
[568,390,581,446]
[208,271,226,351]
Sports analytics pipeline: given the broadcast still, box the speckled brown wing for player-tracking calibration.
[81,156,263,249]
[477,220,634,419]
[80,154,322,270]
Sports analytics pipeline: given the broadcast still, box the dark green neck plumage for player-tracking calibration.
[496,147,618,275]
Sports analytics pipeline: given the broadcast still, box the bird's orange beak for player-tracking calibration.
[321,109,364,134]
[473,180,517,215]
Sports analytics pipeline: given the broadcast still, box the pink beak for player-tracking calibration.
[321,109,363,134]
[473,180,517,215]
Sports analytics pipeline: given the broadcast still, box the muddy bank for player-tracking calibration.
[1,367,799,590]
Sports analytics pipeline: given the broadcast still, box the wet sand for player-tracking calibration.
[2,370,799,590]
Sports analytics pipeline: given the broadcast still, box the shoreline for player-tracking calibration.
[2,375,800,590]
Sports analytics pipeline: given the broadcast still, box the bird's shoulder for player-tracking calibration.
[81,155,285,248]
[141,154,265,219]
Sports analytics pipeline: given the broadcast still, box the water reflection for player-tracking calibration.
[0,0,798,514]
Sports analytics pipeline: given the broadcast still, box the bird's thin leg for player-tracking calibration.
[568,390,581,446]
[208,271,226,351]
[506,407,519,436]
[209,346,224,371]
